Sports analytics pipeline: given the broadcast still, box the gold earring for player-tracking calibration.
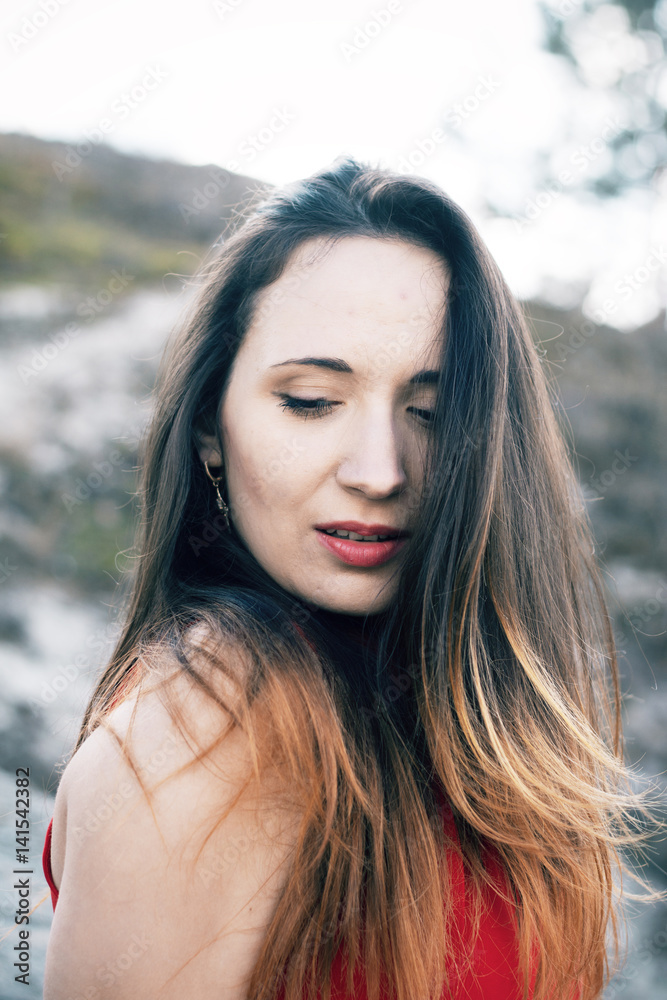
[203,461,230,529]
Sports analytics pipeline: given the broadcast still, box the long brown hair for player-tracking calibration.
[70,157,663,1000]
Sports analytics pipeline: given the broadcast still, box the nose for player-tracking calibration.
[335,403,411,500]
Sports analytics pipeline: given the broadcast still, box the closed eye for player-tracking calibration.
[276,394,434,425]
[277,395,335,419]
[411,407,434,423]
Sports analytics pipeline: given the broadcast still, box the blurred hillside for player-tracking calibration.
[0,131,269,290]
[529,301,667,577]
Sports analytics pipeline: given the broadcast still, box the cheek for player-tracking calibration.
[223,414,310,510]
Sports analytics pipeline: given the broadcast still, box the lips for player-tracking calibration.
[314,526,409,567]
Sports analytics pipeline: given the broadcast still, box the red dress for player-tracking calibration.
[42,622,538,999]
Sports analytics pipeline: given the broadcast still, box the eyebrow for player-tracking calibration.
[268,357,441,386]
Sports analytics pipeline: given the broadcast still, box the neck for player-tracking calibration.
[309,605,385,648]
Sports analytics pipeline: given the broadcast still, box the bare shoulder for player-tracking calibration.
[49,626,256,884]
[44,631,302,1000]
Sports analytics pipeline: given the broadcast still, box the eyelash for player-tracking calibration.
[278,395,334,420]
[277,394,435,424]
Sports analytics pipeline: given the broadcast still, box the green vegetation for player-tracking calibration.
[0,132,267,290]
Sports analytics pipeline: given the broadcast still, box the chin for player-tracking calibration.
[312,589,396,617]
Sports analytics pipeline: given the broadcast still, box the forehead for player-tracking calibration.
[242,236,449,370]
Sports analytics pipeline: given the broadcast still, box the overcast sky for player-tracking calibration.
[1,0,548,186]
[1,0,665,328]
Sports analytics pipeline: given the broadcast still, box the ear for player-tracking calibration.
[196,431,223,467]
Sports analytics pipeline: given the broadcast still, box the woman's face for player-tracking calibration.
[198,235,449,615]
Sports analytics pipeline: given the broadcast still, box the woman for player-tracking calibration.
[42,157,661,1000]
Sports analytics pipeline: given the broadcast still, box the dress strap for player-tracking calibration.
[42,816,59,910]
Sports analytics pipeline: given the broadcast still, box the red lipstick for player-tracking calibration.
[314,521,410,568]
